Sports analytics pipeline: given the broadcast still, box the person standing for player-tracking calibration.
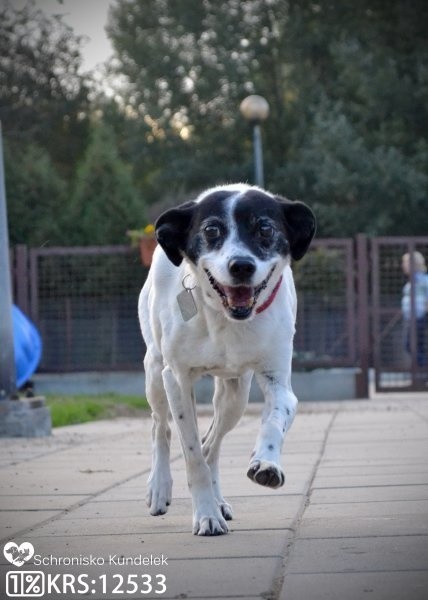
[401,251,428,368]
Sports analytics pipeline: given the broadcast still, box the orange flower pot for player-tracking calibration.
[139,237,157,266]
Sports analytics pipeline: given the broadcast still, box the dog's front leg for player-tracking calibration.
[145,351,173,516]
[162,366,229,536]
[247,371,298,489]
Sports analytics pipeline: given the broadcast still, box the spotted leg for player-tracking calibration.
[247,371,297,489]
[145,351,173,516]
[202,373,252,520]
[162,366,228,536]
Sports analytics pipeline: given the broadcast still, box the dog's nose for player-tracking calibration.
[228,256,256,281]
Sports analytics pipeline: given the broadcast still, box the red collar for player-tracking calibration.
[256,275,283,315]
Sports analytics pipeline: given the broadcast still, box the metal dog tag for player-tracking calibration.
[177,288,198,321]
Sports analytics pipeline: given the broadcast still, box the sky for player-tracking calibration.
[15,0,115,73]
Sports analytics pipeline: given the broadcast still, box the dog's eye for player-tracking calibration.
[259,223,274,239]
[204,225,221,240]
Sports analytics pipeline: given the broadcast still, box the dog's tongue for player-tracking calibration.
[224,285,254,307]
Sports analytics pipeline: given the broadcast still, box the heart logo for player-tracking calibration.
[3,541,35,567]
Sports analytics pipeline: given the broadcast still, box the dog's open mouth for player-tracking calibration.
[204,267,275,320]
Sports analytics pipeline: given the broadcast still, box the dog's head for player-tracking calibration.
[155,184,315,321]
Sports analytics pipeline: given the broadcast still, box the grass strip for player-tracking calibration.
[45,393,149,427]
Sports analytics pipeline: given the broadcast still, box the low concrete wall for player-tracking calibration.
[292,369,362,401]
[34,368,362,402]
[0,398,51,437]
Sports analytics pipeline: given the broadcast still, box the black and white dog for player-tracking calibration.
[139,184,315,536]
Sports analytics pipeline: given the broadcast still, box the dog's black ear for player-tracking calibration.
[276,196,316,261]
[155,201,197,266]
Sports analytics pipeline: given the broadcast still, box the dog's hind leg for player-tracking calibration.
[145,351,173,516]
[202,373,252,520]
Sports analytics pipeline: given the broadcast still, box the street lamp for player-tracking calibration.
[239,94,269,188]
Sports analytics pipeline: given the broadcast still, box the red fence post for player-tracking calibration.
[355,234,370,398]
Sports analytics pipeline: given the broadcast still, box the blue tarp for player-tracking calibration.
[12,305,42,388]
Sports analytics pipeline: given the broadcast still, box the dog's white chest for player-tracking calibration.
[183,331,256,378]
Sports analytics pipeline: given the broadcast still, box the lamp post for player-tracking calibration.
[239,94,269,188]
[0,121,17,401]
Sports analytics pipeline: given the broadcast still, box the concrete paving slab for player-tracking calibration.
[0,510,61,540]
[311,484,428,504]
[4,529,293,563]
[0,494,87,511]
[315,463,428,476]
[285,534,428,574]
[204,473,312,497]
[28,514,193,537]
[326,427,428,442]
[312,471,428,488]
[298,514,428,538]
[281,571,428,600]
[157,556,283,599]
[28,495,302,539]
[320,456,428,467]
[0,395,427,599]
[303,498,428,520]
[0,557,282,600]
[60,494,303,522]
[322,440,428,462]
[1,469,146,496]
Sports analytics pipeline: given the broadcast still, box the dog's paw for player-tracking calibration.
[192,509,229,536]
[218,500,233,521]
[247,460,285,489]
[146,477,173,516]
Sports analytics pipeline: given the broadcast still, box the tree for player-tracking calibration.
[106,0,428,236]
[106,0,263,197]
[5,142,67,246]
[0,0,90,177]
[277,101,428,236]
[68,123,143,245]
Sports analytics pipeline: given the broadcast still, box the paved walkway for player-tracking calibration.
[1,394,427,599]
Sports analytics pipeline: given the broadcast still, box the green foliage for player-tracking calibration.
[68,124,143,245]
[3,0,428,243]
[105,0,264,198]
[293,247,345,297]
[46,393,149,427]
[5,141,67,246]
[106,0,428,235]
[48,397,105,427]
[0,0,90,176]
[277,102,428,235]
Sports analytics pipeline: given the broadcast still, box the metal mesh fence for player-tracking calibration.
[14,241,358,373]
[14,237,427,389]
[28,247,148,371]
[372,238,428,390]
[293,240,355,367]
